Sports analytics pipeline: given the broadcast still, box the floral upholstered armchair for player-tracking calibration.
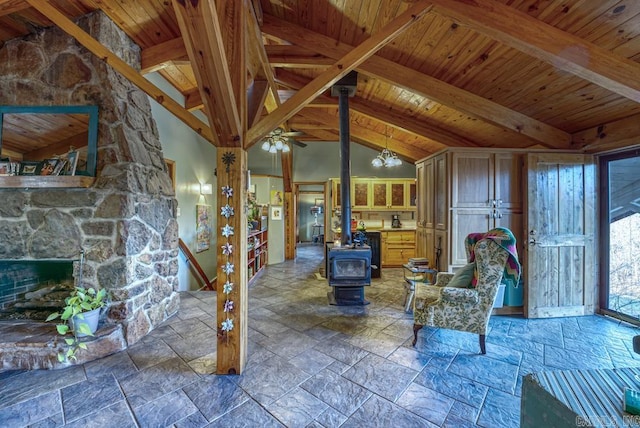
[412,228,520,354]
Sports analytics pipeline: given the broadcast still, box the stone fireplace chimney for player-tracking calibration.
[0,11,180,367]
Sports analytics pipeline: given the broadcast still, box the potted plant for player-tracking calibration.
[46,286,108,362]
[248,194,260,230]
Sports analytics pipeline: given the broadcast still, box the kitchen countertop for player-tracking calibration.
[376,227,416,232]
[332,227,416,233]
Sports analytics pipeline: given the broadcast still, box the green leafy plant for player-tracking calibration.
[46,286,107,362]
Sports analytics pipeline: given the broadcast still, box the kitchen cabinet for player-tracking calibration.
[348,178,416,211]
[381,230,416,267]
[416,149,522,271]
[330,178,341,210]
[449,151,523,266]
[352,179,369,209]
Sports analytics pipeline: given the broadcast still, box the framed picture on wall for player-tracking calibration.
[196,204,211,253]
[19,161,40,176]
[270,190,283,206]
[38,158,59,176]
[0,161,10,176]
[63,150,79,176]
[271,206,282,221]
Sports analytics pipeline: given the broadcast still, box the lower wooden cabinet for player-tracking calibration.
[381,230,416,267]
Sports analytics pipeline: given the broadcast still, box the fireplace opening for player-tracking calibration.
[0,260,75,321]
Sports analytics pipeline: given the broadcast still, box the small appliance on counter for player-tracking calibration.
[391,215,401,228]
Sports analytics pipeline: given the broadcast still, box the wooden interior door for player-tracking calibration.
[525,154,596,318]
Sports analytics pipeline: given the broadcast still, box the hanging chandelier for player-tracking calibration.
[372,127,401,167]
[261,127,291,153]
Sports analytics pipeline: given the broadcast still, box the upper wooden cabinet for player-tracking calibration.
[353,180,369,209]
[330,178,416,211]
[330,178,341,210]
[451,152,522,210]
[364,178,415,210]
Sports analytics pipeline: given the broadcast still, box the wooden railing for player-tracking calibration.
[178,239,215,290]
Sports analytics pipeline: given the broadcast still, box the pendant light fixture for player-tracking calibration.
[372,126,401,167]
[261,128,291,153]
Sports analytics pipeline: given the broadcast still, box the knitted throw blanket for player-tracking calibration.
[465,227,521,289]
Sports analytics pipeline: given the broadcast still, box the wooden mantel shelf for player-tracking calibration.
[0,176,95,188]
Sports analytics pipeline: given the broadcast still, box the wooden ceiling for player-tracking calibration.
[1,0,640,162]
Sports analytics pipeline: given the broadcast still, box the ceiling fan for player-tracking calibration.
[261,127,307,153]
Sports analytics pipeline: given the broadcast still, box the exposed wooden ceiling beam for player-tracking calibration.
[275,70,479,148]
[184,87,203,112]
[173,0,241,146]
[246,0,434,148]
[296,109,435,162]
[247,2,281,111]
[266,45,333,68]
[430,0,640,103]
[140,37,189,74]
[573,113,640,153]
[261,14,571,149]
[24,0,215,144]
[247,80,269,128]
[0,0,28,17]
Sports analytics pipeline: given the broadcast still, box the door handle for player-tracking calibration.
[528,238,537,246]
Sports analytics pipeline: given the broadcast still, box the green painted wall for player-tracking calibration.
[146,73,217,291]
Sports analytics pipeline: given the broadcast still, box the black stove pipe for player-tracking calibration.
[338,87,352,246]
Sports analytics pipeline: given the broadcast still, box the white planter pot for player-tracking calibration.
[71,308,101,337]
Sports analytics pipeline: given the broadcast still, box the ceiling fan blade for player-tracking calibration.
[282,131,305,137]
[291,138,307,148]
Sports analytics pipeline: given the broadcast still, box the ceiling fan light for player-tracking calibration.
[372,157,383,167]
[261,141,271,151]
[275,139,284,150]
[282,143,290,153]
[268,145,277,153]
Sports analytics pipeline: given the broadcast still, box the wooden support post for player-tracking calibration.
[284,191,295,259]
[216,148,248,374]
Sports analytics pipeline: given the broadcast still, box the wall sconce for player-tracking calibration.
[200,183,213,195]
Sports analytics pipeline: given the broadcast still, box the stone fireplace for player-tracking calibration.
[0,11,180,369]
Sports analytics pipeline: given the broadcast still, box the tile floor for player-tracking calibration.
[2,243,640,427]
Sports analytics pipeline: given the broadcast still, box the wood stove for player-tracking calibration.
[325,71,372,305]
[327,244,371,305]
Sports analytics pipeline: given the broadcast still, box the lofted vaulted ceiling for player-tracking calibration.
[1,0,640,163]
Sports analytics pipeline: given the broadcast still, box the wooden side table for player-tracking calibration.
[402,264,437,313]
